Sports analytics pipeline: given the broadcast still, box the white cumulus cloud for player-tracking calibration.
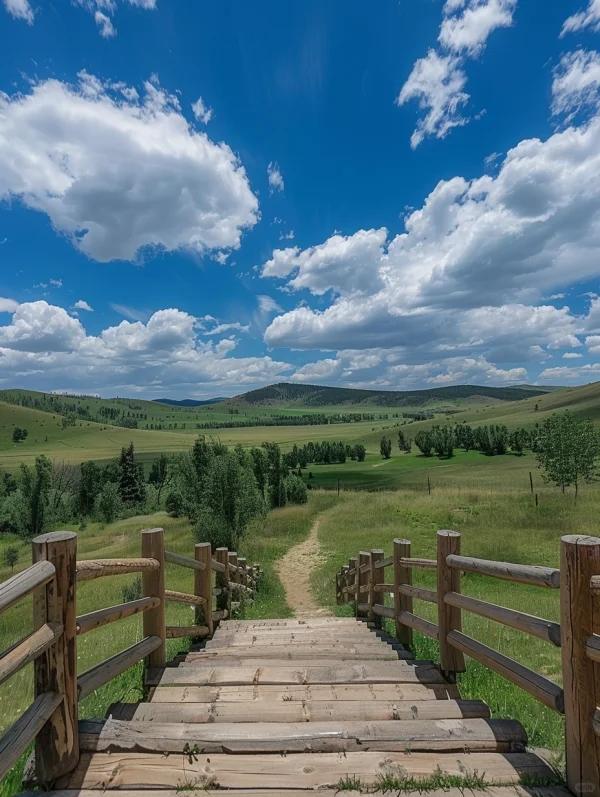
[0,73,258,262]
[3,0,33,23]
[552,49,600,122]
[562,0,600,36]
[73,300,94,312]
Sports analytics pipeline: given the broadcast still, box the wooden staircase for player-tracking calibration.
[49,616,564,794]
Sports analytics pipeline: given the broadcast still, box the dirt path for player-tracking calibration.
[274,518,332,618]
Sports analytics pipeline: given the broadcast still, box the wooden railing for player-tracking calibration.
[0,528,260,784]
[337,532,600,797]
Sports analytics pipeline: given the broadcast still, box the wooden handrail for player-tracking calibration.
[211,558,227,574]
[398,583,437,604]
[78,636,163,700]
[0,622,63,687]
[76,597,160,635]
[164,550,206,572]
[0,691,62,780]
[446,554,560,588]
[77,558,159,581]
[397,610,439,640]
[166,624,210,639]
[444,591,561,646]
[165,589,206,607]
[399,556,437,569]
[374,555,393,569]
[0,560,55,614]
[447,630,564,712]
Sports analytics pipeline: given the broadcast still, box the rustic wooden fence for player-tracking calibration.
[336,532,600,797]
[0,528,259,783]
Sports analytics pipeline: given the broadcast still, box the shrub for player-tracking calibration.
[285,474,308,504]
[96,481,121,523]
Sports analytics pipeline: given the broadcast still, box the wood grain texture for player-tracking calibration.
[0,691,62,780]
[76,558,159,581]
[0,621,62,687]
[77,598,160,636]
[446,554,560,589]
[0,559,55,614]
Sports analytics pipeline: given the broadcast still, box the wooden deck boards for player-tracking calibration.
[33,616,559,794]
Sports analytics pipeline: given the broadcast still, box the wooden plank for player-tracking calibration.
[109,698,490,723]
[78,636,162,700]
[184,645,403,660]
[447,630,564,712]
[374,555,393,569]
[0,560,55,614]
[59,751,553,790]
[76,558,159,582]
[147,660,448,686]
[165,625,209,639]
[79,717,526,754]
[164,550,205,572]
[164,589,206,607]
[149,682,460,702]
[446,554,560,589]
[208,632,384,645]
[76,598,159,636]
[373,604,395,619]
[0,622,62,687]
[400,557,437,570]
[18,787,576,797]
[0,691,62,780]
[398,583,437,603]
[445,592,561,646]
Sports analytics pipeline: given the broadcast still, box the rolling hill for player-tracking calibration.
[233,381,554,407]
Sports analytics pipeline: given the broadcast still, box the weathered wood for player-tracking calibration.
[369,549,384,627]
[398,583,437,603]
[17,788,575,797]
[195,542,213,635]
[400,557,437,570]
[561,534,600,797]
[109,697,490,723]
[164,589,205,607]
[215,548,229,617]
[164,549,205,572]
[586,634,600,663]
[211,557,227,574]
[148,660,448,687]
[448,630,564,712]
[0,559,55,614]
[79,717,526,754]
[445,591,561,646]
[165,625,210,639]
[76,558,159,581]
[150,682,460,702]
[437,530,465,677]
[76,597,160,636]
[0,621,63,687]
[394,539,412,646]
[357,551,370,619]
[374,555,393,569]
[60,751,554,790]
[372,604,395,619]
[183,647,404,661]
[0,690,62,780]
[32,530,79,783]
[78,636,162,700]
[397,610,439,640]
[446,554,560,589]
[141,528,165,669]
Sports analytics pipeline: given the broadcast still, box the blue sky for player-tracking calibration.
[0,0,600,398]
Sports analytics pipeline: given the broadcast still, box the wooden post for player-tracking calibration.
[141,528,165,669]
[437,530,465,680]
[238,557,247,588]
[394,538,412,647]
[32,531,79,783]
[358,551,370,621]
[561,535,600,797]
[369,549,384,627]
[349,556,358,615]
[215,547,229,617]
[195,542,213,637]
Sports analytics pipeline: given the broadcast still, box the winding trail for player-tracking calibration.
[274,518,332,618]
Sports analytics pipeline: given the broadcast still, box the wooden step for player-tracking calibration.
[181,647,408,661]
[148,682,460,702]
[147,661,447,687]
[58,751,554,790]
[19,788,574,797]
[109,697,490,723]
[79,717,526,754]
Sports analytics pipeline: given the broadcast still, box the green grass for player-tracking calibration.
[311,486,600,755]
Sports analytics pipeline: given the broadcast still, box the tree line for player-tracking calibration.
[281,440,366,468]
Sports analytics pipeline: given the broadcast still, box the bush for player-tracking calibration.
[3,545,18,572]
[165,490,184,516]
[285,474,308,504]
[121,577,142,603]
[96,481,121,523]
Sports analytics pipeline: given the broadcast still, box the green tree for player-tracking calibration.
[285,473,308,504]
[3,545,18,572]
[96,481,121,523]
[78,460,102,516]
[380,436,392,459]
[118,443,146,504]
[536,412,600,496]
[414,430,434,457]
[148,453,171,504]
[18,455,52,537]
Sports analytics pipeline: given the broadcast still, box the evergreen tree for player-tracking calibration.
[118,443,146,504]
[380,436,392,459]
[78,460,102,516]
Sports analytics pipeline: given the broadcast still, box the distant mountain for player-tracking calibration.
[153,397,226,407]
[233,382,554,408]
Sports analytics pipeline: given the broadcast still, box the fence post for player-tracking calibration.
[32,531,79,783]
[369,549,384,627]
[238,557,247,589]
[358,551,370,620]
[561,535,600,797]
[394,538,412,648]
[141,527,166,669]
[349,556,358,615]
[195,542,213,637]
[215,547,229,618]
[437,530,465,680]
